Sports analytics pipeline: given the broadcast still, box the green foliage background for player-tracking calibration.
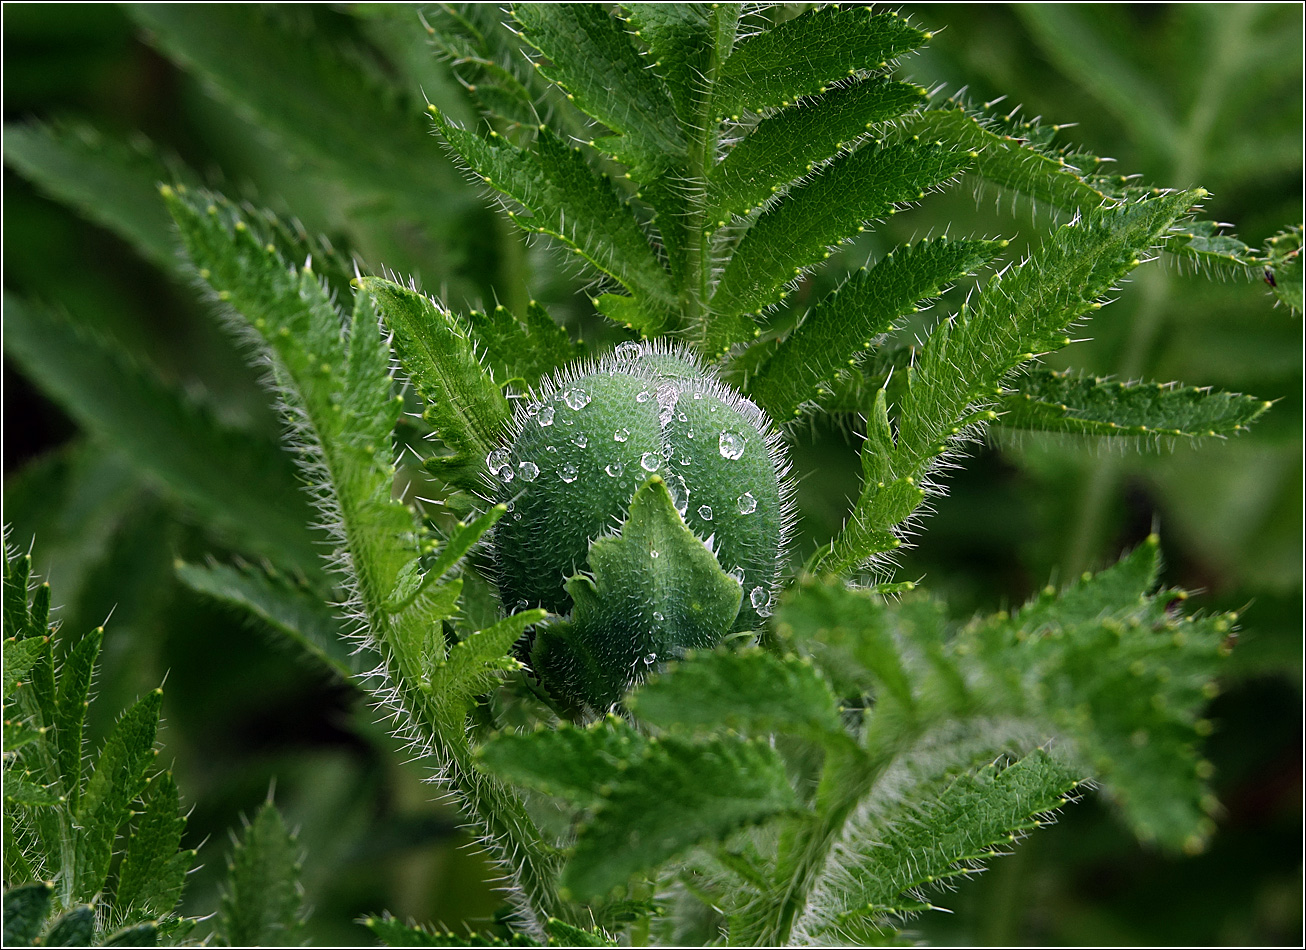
[3,4,1300,945]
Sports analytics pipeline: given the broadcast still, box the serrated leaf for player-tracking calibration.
[467,301,581,389]
[43,906,95,948]
[432,113,677,332]
[623,3,725,126]
[1264,225,1302,311]
[903,107,1117,214]
[54,628,102,811]
[804,751,1080,935]
[74,689,163,903]
[477,718,650,807]
[1163,219,1262,272]
[816,189,1203,575]
[628,649,844,740]
[997,369,1270,438]
[709,141,970,332]
[429,609,546,723]
[544,918,615,946]
[103,922,161,946]
[749,237,1002,420]
[422,5,541,130]
[114,772,189,924]
[714,7,925,118]
[2,720,45,756]
[175,561,354,681]
[531,477,743,712]
[2,294,320,580]
[357,277,509,493]
[2,121,188,273]
[216,801,305,947]
[709,78,927,223]
[563,736,797,900]
[3,637,47,701]
[3,882,52,947]
[3,776,60,807]
[513,4,684,173]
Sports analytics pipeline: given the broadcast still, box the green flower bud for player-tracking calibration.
[487,341,793,702]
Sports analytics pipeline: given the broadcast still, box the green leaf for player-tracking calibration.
[103,922,161,946]
[997,369,1270,438]
[2,294,320,580]
[477,718,650,807]
[513,4,685,172]
[563,736,797,900]
[3,776,60,807]
[431,112,677,332]
[3,636,47,701]
[75,689,163,903]
[420,5,541,130]
[714,7,926,118]
[127,4,463,223]
[54,627,102,811]
[628,648,845,741]
[216,801,305,947]
[429,608,547,723]
[1264,225,1302,311]
[623,4,726,126]
[710,141,970,329]
[114,772,190,924]
[174,561,354,681]
[803,751,1081,936]
[903,107,1117,214]
[748,237,1002,420]
[358,277,510,491]
[1163,219,1262,273]
[816,189,1203,575]
[466,301,582,389]
[3,882,52,948]
[531,477,743,712]
[43,906,95,948]
[709,78,927,223]
[2,121,188,273]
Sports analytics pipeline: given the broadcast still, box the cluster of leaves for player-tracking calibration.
[2,3,1297,946]
[2,545,308,947]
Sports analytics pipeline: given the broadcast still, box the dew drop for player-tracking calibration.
[546,445,557,454]
[562,388,591,410]
[560,463,578,483]
[652,612,664,622]
[650,549,659,558]
[678,411,688,422]
[605,461,624,477]
[613,427,630,443]
[636,390,652,403]
[572,434,588,448]
[496,465,514,484]
[538,406,555,426]
[505,500,515,512]
[728,567,745,584]
[518,461,539,482]
[719,430,747,460]
[662,441,676,459]
[737,491,757,514]
[686,428,695,440]
[640,452,661,472]
[656,383,678,426]
[698,505,714,521]
[615,341,642,361]
[679,455,692,466]
[487,448,510,470]
[750,586,772,615]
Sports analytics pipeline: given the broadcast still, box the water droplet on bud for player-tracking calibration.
[562,388,591,410]
[560,463,578,483]
[719,431,747,459]
[518,461,539,482]
[737,492,757,514]
[698,505,714,520]
[640,452,661,472]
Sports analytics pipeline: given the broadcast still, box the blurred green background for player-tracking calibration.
[3,4,1300,945]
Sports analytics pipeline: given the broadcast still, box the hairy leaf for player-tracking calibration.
[710,141,970,327]
[43,906,95,947]
[749,237,1002,420]
[432,112,677,332]
[709,78,927,223]
[429,609,546,723]
[359,277,510,492]
[513,4,685,173]
[467,301,582,389]
[998,369,1270,438]
[714,7,925,117]
[216,801,305,947]
[114,772,190,925]
[628,648,844,740]
[803,751,1080,937]
[563,736,797,900]
[3,882,52,948]
[477,718,650,807]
